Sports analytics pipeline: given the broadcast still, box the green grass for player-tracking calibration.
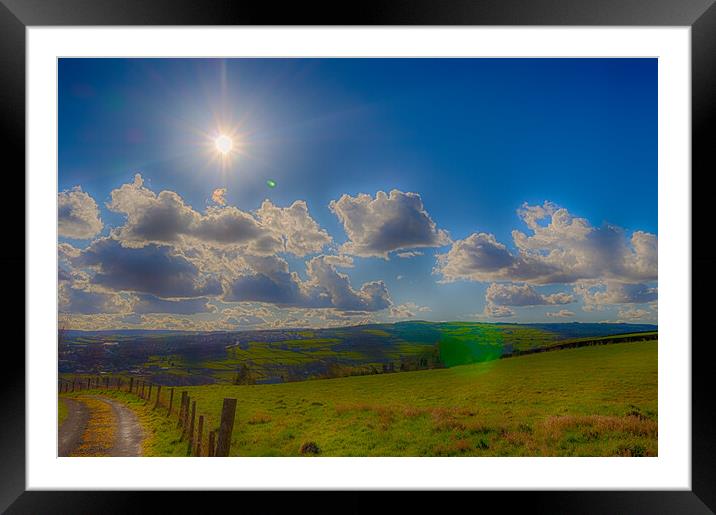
[58,398,68,426]
[58,340,657,457]
[171,340,657,457]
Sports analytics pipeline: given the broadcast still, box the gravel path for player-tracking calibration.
[58,397,90,457]
[98,396,144,456]
[58,395,144,457]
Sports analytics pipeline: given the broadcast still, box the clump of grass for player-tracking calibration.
[247,412,272,425]
[463,420,496,435]
[624,405,652,421]
[299,441,321,455]
[454,439,471,452]
[431,408,466,432]
[517,423,533,434]
[402,406,427,418]
[374,407,394,431]
[542,414,657,440]
[58,398,69,427]
[615,443,648,457]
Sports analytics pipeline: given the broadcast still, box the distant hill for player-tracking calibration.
[60,321,657,385]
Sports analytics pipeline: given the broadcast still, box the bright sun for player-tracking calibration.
[214,134,233,155]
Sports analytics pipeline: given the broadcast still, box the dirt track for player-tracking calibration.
[58,397,90,457]
[58,395,144,457]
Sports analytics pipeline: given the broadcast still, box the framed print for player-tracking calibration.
[3,0,714,512]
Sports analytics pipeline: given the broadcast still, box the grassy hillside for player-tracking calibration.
[168,339,657,457]
[60,321,657,386]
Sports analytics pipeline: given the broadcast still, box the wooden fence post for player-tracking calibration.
[181,396,191,440]
[188,400,196,451]
[154,385,162,409]
[87,378,91,390]
[147,383,153,402]
[215,398,237,457]
[178,391,188,428]
[208,431,215,457]
[129,377,134,393]
[167,388,174,417]
[196,415,204,457]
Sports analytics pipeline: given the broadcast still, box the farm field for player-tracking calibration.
[91,339,655,457]
[59,321,657,386]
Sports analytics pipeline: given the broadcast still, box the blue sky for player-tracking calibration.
[58,58,657,330]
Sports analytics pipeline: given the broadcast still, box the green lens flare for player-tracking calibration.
[266,179,277,188]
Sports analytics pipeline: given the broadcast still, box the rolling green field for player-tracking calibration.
[61,322,656,386]
[125,339,657,457]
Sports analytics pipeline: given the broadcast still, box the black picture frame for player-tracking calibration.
[2,0,713,512]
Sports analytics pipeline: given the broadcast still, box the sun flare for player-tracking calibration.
[214,134,233,155]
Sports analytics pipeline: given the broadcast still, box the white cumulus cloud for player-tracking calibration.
[485,282,575,307]
[58,186,103,239]
[435,201,657,289]
[329,190,450,258]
